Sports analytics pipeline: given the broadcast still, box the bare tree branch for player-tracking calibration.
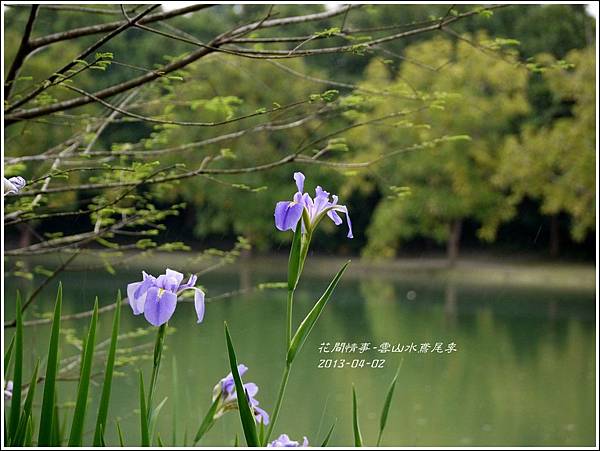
[4,5,39,99]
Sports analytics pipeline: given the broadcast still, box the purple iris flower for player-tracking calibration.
[268,434,309,447]
[4,380,13,401]
[127,268,205,327]
[3,176,26,196]
[212,364,270,425]
[274,172,353,238]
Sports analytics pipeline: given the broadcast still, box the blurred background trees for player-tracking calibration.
[3,4,596,267]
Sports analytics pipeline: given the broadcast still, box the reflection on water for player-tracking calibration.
[4,263,596,446]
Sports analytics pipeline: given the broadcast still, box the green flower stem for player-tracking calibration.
[264,363,291,445]
[286,290,294,348]
[147,323,167,418]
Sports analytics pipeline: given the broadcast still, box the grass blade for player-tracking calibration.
[68,298,99,446]
[8,291,23,442]
[377,360,402,446]
[139,371,150,446]
[50,399,61,446]
[352,385,363,447]
[287,261,350,365]
[149,396,168,444]
[24,415,33,446]
[4,335,15,378]
[38,283,62,445]
[116,420,125,446]
[193,393,221,444]
[93,291,121,446]
[13,361,39,446]
[321,419,337,446]
[224,323,259,447]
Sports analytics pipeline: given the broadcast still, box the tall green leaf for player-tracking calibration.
[149,396,168,445]
[13,361,39,446]
[321,419,337,446]
[352,385,363,447]
[287,261,350,365]
[193,393,221,444]
[139,371,150,446]
[8,292,23,442]
[224,323,259,447]
[93,291,121,446]
[116,420,125,446]
[4,335,15,378]
[68,298,99,446]
[38,283,62,446]
[377,360,402,446]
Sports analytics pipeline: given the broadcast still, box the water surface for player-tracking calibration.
[4,261,596,446]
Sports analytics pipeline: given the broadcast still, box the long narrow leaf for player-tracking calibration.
[139,371,150,446]
[287,261,350,365]
[149,396,168,444]
[352,385,363,447]
[4,335,15,378]
[38,283,62,445]
[13,361,39,446]
[377,360,402,446]
[116,420,125,446]
[224,323,259,447]
[68,298,99,445]
[24,415,33,447]
[50,399,61,446]
[321,419,337,447]
[9,292,23,442]
[193,393,221,444]
[93,291,121,446]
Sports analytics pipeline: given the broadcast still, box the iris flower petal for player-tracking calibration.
[127,281,147,315]
[193,287,205,323]
[253,405,270,425]
[274,201,303,231]
[293,172,305,193]
[165,268,184,290]
[243,382,259,398]
[143,288,177,327]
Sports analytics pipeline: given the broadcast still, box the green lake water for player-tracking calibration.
[4,262,596,446]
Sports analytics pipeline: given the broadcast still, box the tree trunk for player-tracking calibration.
[549,215,559,257]
[447,219,462,266]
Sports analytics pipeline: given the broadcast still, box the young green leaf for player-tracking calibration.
[38,283,62,446]
[93,292,121,446]
[4,335,15,378]
[116,420,125,446]
[149,397,169,445]
[193,393,221,444]
[352,385,363,447]
[68,298,99,446]
[13,361,39,446]
[321,419,337,446]
[287,261,350,365]
[224,323,259,447]
[8,292,23,442]
[377,360,402,446]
